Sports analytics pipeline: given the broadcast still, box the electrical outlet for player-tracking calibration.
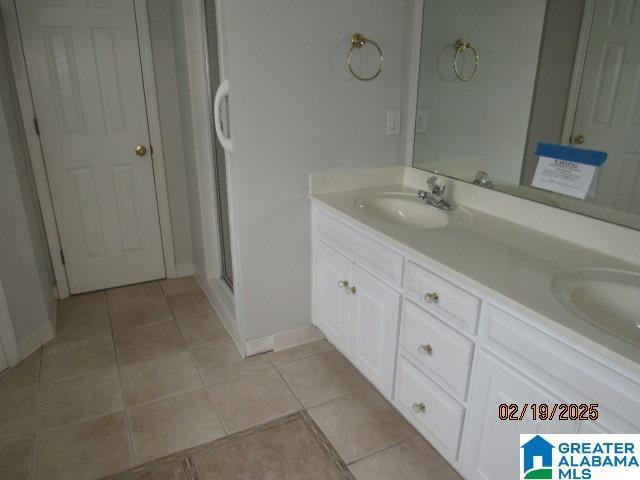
[415,109,428,134]
[386,110,401,136]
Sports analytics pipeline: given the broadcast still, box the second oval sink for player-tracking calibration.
[354,192,468,228]
[551,268,640,347]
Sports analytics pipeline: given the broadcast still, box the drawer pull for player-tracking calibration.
[418,344,433,355]
[424,292,439,303]
[338,280,349,289]
[412,402,427,414]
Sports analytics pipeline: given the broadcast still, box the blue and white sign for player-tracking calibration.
[520,434,640,480]
[531,143,607,199]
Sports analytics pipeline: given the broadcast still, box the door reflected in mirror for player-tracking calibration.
[412,0,640,230]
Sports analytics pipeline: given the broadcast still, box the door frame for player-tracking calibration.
[560,0,596,145]
[0,0,176,298]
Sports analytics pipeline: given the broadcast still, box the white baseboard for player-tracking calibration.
[245,336,274,357]
[244,325,326,357]
[175,263,195,278]
[18,320,54,359]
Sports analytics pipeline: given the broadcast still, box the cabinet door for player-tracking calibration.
[349,265,401,398]
[460,350,578,480]
[313,241,352,355]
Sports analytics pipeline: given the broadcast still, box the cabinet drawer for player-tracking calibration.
[401,300,474,400]
[405,262,480,333]
[316,210,403,286]
[395,356,465,459]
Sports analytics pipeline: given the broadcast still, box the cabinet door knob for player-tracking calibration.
[348,286,357,295]
[338,280,349,289]
[573,134,585,144]
[424,292,439,303]
[412,402,426,414]
[418,344,433,355]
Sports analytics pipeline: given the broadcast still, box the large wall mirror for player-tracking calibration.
[412,0,640,230]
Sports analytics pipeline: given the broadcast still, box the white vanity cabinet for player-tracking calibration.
[313,210,402,397]
[459,350,578,480]
[311,203,640,480]
[349,264,401,398]
[313,241,353,355]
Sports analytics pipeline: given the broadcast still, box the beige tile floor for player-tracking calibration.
[0,276,460,480]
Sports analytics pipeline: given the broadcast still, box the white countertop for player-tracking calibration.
[311,183,640,377]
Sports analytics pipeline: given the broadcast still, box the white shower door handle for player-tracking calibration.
[213,79,233,153]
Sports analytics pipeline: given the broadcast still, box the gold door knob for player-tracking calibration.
[135,145,147,156]
[418,344,433,355]
[412,402,426,414]
[424,292,439,303]
[573,135,585,145]
[338,280,349,289]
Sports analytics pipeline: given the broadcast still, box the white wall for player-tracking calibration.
[147,0,194,269]
[0,12,54,353]
[220,0,414,340]
[413,0,546,185]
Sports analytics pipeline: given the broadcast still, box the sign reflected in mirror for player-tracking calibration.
[412,0,640,230]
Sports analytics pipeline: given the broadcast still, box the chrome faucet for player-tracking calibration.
[472,170,494,189]
[418,176,454,210]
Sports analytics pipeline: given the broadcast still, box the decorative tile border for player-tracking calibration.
[101,411,356,480]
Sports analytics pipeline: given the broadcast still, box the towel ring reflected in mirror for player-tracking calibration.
[347,33,384,81]
[453,39,479,81]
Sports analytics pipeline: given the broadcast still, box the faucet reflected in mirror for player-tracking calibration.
[412,0,640,231]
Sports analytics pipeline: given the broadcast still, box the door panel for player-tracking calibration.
[460,351,578,480]
[313,241,352,355]
[572,0,640,212]
[349,265,401,398]
[17,0,165,293]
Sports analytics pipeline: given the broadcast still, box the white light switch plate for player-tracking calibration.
[386,111,401,136]
[416,109,428,134]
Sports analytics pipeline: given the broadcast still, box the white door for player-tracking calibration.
[349,265,400,398]
[16,0,165,293]
[570,0,640,213]
[313,241,352,355]
[459,351,578,480]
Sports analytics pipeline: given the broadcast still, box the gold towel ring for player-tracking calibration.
[453,39,479,81]
[347,33,384,81]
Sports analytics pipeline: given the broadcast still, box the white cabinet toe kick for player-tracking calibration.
[310,204,640,480]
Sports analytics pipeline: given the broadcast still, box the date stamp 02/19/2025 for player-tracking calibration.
[499,403,600,422]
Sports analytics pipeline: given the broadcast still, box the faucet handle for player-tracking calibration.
[427,176,445,196]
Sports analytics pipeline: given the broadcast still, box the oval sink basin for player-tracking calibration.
[354,192,469,229]
[551,268,640,347]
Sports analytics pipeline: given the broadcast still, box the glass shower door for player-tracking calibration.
[204,0,233,289]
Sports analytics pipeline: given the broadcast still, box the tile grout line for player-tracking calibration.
[185,345,229,437]
[269,356,307,409]
[166,280,230,437]
[38,354,115,387]
[346,435,414,467]
[106,292,138,469]
[29,344,46,479]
